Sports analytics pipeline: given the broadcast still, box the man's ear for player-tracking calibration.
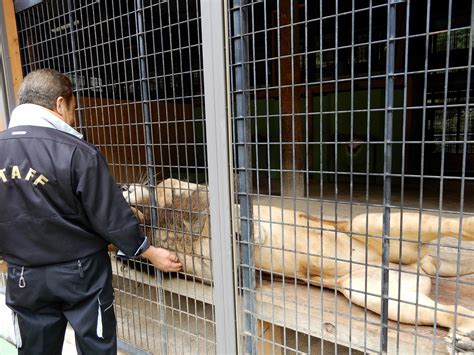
[55,96,66,115]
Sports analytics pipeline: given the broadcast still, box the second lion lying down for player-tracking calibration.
[122,178,474,351]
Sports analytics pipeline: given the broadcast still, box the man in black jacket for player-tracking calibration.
[0,69,182,354]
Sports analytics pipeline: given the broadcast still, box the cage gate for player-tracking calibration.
[8,0,474,354]
[15,0,219,353]
[228,0,474,354]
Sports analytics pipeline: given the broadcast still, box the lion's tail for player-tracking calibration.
[298,212,350,232]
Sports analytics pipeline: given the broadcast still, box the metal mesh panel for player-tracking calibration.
[15,1,215,353]
[228,0,474,353]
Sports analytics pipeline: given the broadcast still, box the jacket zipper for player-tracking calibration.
[78,260,84,278]
[18,266,26,288]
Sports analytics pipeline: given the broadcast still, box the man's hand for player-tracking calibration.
[141,246,182,272]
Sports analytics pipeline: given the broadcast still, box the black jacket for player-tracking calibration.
[0,125,147,266]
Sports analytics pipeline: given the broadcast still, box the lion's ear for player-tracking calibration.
[130,206,145,223]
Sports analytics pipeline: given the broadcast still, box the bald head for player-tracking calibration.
[18,69,73,110]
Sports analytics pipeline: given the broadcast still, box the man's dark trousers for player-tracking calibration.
[5,249,117,355]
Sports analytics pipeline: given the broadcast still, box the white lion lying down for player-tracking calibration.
[122,178,474,351]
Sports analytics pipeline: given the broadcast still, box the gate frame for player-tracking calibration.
[201,1,238,354]
[0,0,22,128]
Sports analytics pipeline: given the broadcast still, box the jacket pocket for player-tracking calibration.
[6,266,30,308]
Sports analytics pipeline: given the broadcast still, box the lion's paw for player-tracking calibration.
[446,330,474,353]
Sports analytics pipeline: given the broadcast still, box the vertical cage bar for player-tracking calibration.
[449,0,473,352]
[200,0,237,354]
[134,0,168,352]
[66,0,83,130]
[381,0,399,352]
[230,0,256,353]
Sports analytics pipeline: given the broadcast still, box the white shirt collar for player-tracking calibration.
[8,103,83,140]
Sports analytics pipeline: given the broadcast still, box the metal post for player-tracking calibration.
[230,0,256,353]
[135,1,168,352]
[67,0,83,130]
[381,0,400,352]
[0,51,13,128]
[200,1,238,353]
[0,2,18,125]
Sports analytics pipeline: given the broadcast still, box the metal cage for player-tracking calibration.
[7,0,474,353]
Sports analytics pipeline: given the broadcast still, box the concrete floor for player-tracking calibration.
[0,337,16,355]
